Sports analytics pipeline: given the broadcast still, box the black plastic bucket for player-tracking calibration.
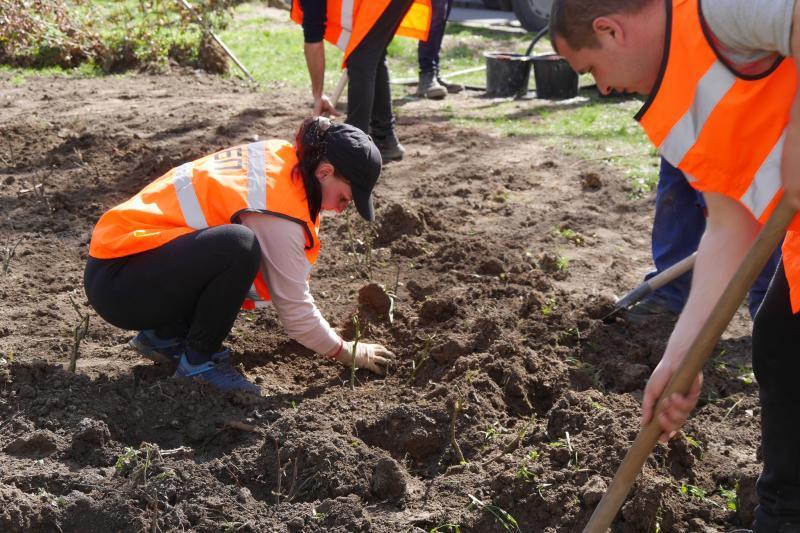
[484,52,532,98]
[531,54,579,99]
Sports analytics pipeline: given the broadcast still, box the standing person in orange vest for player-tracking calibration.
[551,0,800,530]
[292,0,432,162]
[84,118,393,396]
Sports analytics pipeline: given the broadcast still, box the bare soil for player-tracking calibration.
[0,69,762,532]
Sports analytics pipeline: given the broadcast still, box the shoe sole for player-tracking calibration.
[128,337,178,366]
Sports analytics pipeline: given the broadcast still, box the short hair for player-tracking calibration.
[550,0,653,51]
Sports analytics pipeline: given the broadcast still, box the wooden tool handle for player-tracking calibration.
[585,195,796,533]
[331,71,348,108]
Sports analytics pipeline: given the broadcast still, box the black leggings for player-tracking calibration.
[84,225,261,355]
[752,260,800,530]
[345,0,414,138]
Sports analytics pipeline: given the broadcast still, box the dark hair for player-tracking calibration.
[550,0,652,51]
[293,117,331,222]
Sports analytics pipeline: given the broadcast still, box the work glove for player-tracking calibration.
[336,341,393,375]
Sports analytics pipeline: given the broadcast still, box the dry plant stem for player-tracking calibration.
[350,316,363,391]
[2,236,23,274]
[450,397,466,464]
[68,296,89,373]
[274,437,282,505]
[410,335,433,384]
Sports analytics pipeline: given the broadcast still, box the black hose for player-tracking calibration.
[525,25,550,57]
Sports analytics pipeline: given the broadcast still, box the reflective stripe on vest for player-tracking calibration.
[89,141,321,309]
[174,162,209,230]
[636,0,800,312]
[337,0,355,51]
[291,0,431,64]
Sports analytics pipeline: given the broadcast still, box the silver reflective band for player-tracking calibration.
[659,61,735,166]
[337,0,354,51]
[741,131,785,220]
[173,163,208,230]
[247,142,267,211]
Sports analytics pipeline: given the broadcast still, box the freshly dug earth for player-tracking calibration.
[0,69,761,532]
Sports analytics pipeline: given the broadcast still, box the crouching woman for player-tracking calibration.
[84,117,392,395]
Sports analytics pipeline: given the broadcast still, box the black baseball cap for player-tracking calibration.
[323,122,382,222]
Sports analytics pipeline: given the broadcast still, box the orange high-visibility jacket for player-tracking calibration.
[291,0,432,64]
[88,141,321,310]
[636,0,800,312]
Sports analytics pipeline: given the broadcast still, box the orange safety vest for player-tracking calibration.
[89,141,321,310]
[291,0,432,64]
[636,0,800,312]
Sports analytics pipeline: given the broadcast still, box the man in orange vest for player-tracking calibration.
[85,118,393,396]
[551,0,800,530]
[292,0,432,162]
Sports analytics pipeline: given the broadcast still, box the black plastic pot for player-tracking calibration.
[531,54,579,99]
[484,52,532,98]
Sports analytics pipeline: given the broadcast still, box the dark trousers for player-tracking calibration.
[753,261,800,530]
[84,225,261,355]
[345,0,414,139]
[418,0,454,74]
[647,158,781,318]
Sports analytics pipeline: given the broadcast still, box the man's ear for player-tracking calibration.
[315,161,335,181]
[593,16,625,45]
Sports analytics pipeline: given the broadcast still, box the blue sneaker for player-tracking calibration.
[129,330,184,365]
[174,349,261,395]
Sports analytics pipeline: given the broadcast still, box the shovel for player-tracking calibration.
[584,195,796,533]
[601,252,697,321]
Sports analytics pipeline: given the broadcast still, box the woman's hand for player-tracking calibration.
[641,359,703,443]
[337,341,393,375]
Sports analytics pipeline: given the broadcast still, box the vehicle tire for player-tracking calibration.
[511,0,551,33]
[482,0,513,10]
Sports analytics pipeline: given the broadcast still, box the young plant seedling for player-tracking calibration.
[68,295,90,373]
[1,236,23,275]
[467,494,521,532]
[350,315,363,391]
[450,395,466,465]
[410,334,434,384]
[719,484,738,511]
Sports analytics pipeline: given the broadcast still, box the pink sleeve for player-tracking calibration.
[239,213,341,356]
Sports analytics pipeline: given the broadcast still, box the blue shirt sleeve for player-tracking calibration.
[299,0,326,43]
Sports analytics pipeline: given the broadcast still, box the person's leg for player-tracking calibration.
[436,0,464,93]
[84,224,261,358]
[416,0,447,99]
[345,0,414,156]
[752,261,800,531]
[644,158,707,313]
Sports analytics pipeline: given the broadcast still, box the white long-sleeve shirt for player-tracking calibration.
[239,212,341,356]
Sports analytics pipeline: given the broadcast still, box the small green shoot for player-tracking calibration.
[679,483,707,500]
[541,298,557,317]
[467,494,521,532]
[685,434,703,457]
[430,524,461,533]
[719,485,738,511]
[556,255,570,272]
